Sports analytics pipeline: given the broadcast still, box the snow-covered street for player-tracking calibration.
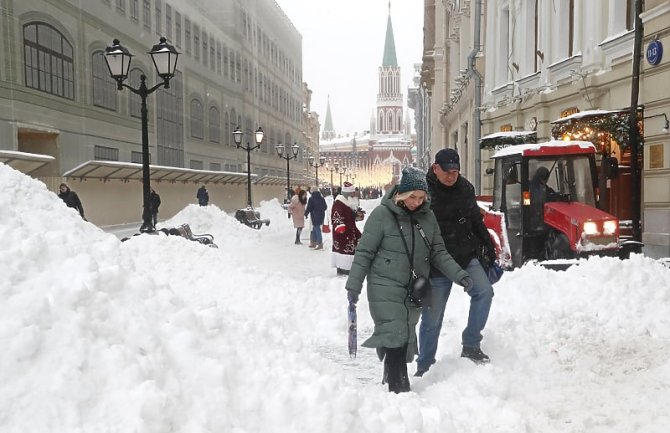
[2,162,670,433]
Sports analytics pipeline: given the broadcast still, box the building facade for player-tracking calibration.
[420,0,670,259]
[1,0,314,223]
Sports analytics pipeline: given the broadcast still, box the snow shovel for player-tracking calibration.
[348,299,357,359]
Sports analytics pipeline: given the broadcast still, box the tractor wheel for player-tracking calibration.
[544,229,573,260]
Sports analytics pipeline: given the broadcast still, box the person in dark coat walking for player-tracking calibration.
[415,148,497,377]
[197,185,209,206]
[58,183,86,219]
[345,167,470,393]
[149,188,161,228]
[304,188,327,250]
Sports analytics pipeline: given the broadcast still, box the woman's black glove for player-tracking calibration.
[460,276,474,293]
[347,290,359,305]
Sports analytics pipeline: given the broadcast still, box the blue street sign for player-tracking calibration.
[646,40,663,66]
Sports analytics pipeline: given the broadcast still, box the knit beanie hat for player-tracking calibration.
[397,167,428,194]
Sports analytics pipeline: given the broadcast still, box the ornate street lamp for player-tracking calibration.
[276,141,300,203]
[308,154,326,188]
[232,126,264,208]
[104,37,179,233]
[338,165,346,188]
[327,162,338,195]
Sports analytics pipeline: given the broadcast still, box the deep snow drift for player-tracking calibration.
[1,162,669,433]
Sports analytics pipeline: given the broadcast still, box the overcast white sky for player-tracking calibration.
[274,0,423,138]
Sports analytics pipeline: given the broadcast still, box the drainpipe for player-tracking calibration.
[628,0,643,245]
[468,0,483,193]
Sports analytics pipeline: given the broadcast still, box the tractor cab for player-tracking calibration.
[485,140,621,268]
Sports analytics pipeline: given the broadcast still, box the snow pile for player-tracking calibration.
[1,162,670,433]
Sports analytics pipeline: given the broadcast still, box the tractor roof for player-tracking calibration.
[492,140,596,159]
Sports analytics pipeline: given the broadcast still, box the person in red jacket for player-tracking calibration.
[331,182,362,275]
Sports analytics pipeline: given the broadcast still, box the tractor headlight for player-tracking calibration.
[603,220,618,235]
[583,221,599,235]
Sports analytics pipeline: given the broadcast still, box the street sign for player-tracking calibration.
[646,39,663,66]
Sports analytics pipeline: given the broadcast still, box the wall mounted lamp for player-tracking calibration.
[644,113,669,133]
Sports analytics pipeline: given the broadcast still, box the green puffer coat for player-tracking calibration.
[345,187,469,362]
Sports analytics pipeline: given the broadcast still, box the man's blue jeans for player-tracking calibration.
[416,258,494,371]
[311,224,323,244]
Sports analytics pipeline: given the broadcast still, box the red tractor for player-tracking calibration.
[480,140,631,268]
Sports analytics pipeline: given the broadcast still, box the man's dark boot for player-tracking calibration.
[461,346,490,364]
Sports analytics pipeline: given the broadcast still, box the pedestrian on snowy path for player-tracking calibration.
[58,183,86,220]
[344,167,470,393]
[288,189,307,244]
[304,187,327,250]
[415,148,496,378]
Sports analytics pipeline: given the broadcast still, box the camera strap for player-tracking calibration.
[391,212,417,280]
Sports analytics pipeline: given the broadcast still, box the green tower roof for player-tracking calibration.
[382,3,398,67]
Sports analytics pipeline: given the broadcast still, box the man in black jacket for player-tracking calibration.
[415,148,496,376]
[149,188,161,228]
[58,183,86,220]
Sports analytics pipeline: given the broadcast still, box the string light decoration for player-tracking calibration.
[551,109,644,154]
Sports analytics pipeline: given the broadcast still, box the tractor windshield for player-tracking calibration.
[528,156,596,206]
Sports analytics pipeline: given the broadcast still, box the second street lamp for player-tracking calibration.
[232,126,264,208]
[327,162,337,196]
[338,165,346,188]
[276,142,300,203]
[308,154,326,188]
[104,37,179,233]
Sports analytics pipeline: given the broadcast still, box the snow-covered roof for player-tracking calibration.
[551,109,628,124]
[480,130,536,140]
[492,140,596,158]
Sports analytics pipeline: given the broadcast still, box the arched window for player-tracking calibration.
[190,98,204,139]
[92,50,117,110]
[128,67,144,118]
[209,106,220,143]
[23,22,74,99]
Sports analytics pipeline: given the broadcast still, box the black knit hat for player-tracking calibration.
[397,167,428,194]
[435,148,460,171]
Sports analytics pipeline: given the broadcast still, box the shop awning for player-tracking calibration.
[479,131,537,149]
[63,160,252,185]
[0,150,55,174]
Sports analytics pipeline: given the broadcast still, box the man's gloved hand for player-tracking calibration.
[460,276,474,293]
[347,290,359,305]
[335,224,346,234]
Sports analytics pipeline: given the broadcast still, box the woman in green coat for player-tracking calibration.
[345,167,472,393]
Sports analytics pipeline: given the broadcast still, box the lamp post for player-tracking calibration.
[308,154,326,188]
[338,165,346,188]
[276,142,300,202]
[327,162,337,195]
[232,126,264,208]
[104,37,179,233]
